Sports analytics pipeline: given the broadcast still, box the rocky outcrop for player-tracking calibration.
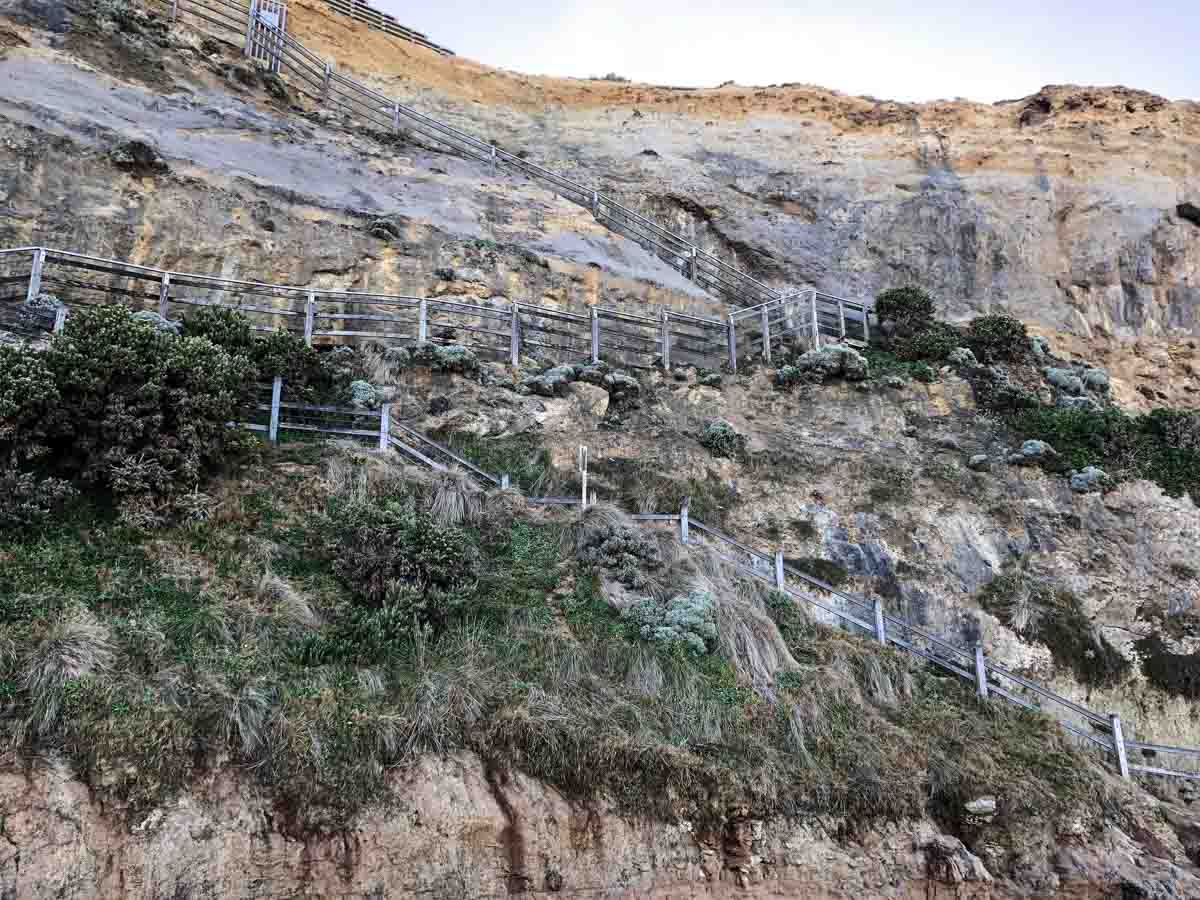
[2,754,1198,899]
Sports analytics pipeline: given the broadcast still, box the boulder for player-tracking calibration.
[1029,335,1051,357]
[109,140,168,176]
[1044,367,1084,395]
[1009,439,1057,465]
[967,454,990,471]
[1082,367,1110,393]
[1069,466,1108,493]
[1178,202,1200,228]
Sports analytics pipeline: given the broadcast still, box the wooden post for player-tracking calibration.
[169,0,177,24]
[52,306,68,333]
[589,308,600,363]
[578,446,588,509]
[25,248,45,304]
[157,273,171,319]
[1110,714,1130,779]
[500,473,510,490]
[862,305,871,344]
[688,247,698,281]
[591,191,600,218]
[244,0,258,58]
[974,642,989,699]
[268,375,282,443]
[418,298,428,343]
[510,301,520,367]
[393,103,401,131]
[727,314,737,372]
[378,401,390,452]
[303,292,316,346]
[660,309,671,370]
[873,597,886,644]
[774,549,785,590]
[490,145,497,172]
[810,290,821,349]
[323,61,333,96]
[760,305,771,363]
[680,497,689,544]
[838,300,847,341]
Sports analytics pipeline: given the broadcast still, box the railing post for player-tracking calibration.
[660,309,671,370]
[680,497,689,544]
[838,300,847,341]
[323,61,333,96]
[25,248,45,304]
[157,272,171,319]
[268,374,282,443]
[490,145,497,173]
[760,304,771,363]
[500,473,510,490]
[974,642,989,699]
[418,298,428,343]
[873,597,887,644]
[774,549,785,590]
[244,0,258,58]
[52,306,68,333]
[591,191,600,218]
[378,401,390,452]
[688,247,698,282]
[393,103,401,131]
[510,301,520,367]
[862,305,871,344]
[304,292,316,346]
[727,314,737,372]
[810,290,821,349]
[1110,714,1130,779]
[169,0,177,24]
[590,307,600,363]
[578,445,588,509]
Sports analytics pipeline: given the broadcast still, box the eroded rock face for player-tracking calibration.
[2,754,1198,900]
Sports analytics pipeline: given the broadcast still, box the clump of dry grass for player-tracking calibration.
[428,468,485,526]
[20,606,114,739]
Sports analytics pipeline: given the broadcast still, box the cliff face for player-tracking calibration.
[3,754,1197,900]
[285,0,1200,342]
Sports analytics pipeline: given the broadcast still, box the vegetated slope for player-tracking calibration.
[2,307,1199,899]
[287,0,1200,346]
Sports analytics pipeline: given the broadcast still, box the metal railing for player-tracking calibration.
[0,246,799,370]
[627,505,1200,782]
[321,0,453,55]
[138,0,873,341]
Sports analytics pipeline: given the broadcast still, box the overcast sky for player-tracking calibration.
[375,0,1199,103]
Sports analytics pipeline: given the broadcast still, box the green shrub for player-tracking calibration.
[895,321,962,363]
[42,306,254,497]
[967,314,1028,363]
[0,468,77,529]
[699,419,746,459]
[0,345,59,461]
[181,307,256,356]
[623,589,718,655]
[875,287,935,333]
[324,499,475,627]
[789,556,849,587]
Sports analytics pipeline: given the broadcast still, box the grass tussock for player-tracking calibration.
[0,443,1107,833]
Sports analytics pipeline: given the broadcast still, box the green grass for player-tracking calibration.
[0,446,1106,834]
[430,431,554,494]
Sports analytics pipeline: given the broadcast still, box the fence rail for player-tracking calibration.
[137,0,873,340]
[1,246,851,371]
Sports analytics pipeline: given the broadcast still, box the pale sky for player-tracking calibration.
[376,0,1199,103]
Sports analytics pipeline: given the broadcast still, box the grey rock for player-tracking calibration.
[1011,439,1057,465]
[108,139,168,175]
[1030,335,1051,357]
[697,371,723,388]
[883,374,906,388]
[964,796,998,817]
[902,424,919,437]
[1082,367,1110,393]
[1070,466,1108,493]
[936,435,962,451]
[968,454,990,471]
[1044,367,1084,395]
[1057,395,1102,412]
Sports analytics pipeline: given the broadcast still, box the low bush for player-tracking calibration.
[875,287,935,333]
[789,556,849,587]
[700,419,746,459]
[895,321,962,363]
[623,589,718,655]
[966,314,1028,363]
